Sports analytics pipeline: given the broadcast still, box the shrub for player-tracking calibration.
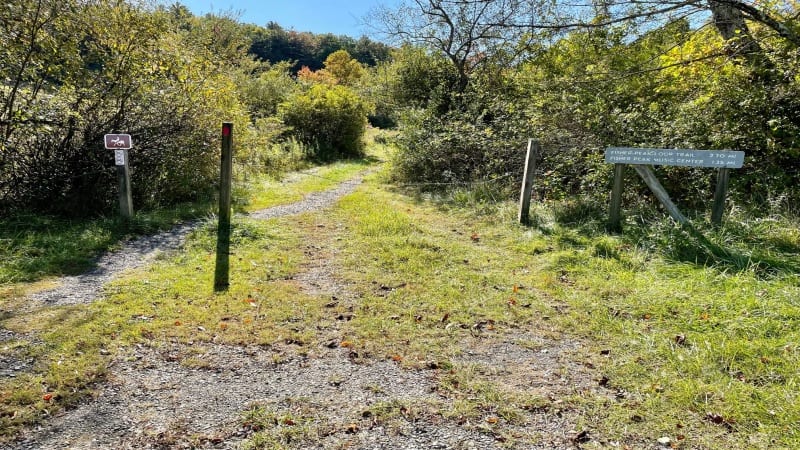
[278,84,373,159]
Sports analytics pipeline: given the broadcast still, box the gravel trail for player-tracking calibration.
[27,174,365,309]
[4,171,585,449]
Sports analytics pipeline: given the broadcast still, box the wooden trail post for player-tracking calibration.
[518,139,540,225]
[105,134,134,219]
[603,147,744,230]
[214,122,233,292]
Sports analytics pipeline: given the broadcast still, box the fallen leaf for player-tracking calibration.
[486,416,499,424]
[174,320,182,326]
[441,313,450,323]
[391,354,403,362]
[42,393,53,401]
[219,323,228,330]
[705,412,736,430]
[340,341,354,348]
[345,423,359,434]
[470,232,480,242]
[283,418,295,426]
[512,284,519,293]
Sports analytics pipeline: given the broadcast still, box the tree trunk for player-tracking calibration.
[707,0,762,55]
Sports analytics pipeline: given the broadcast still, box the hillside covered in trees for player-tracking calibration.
[2,0,799,216]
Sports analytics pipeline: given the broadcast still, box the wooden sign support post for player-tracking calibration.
[518,139,540,225]
[711,168,730,226]
[608,164,625,232]
[214,122,233,292]
[604,148,744,231]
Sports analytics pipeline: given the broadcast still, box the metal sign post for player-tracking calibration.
[105,134,134,219]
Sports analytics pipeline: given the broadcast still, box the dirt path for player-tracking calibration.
[4,173,589,449]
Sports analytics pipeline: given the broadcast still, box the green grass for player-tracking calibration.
[236,158,375,213]
[0,153,378,286]
[325,180,800,448]
[0,203,213,284]
[2,139,798,447]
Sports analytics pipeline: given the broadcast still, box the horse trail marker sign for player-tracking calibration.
[104,133,132,150]
[605,147,745,230]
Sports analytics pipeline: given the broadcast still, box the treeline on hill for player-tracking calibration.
[0,1,386,216]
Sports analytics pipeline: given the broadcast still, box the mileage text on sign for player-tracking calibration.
[604,148,744,169]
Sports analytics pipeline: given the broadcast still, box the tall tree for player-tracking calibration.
[370,0,543,93]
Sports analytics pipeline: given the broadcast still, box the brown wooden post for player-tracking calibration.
[518,139,540,225]
[214,122,233,292]
[116,149,134,219]
[608,163,624,231]
[711,168,730,225]
[632,165,689,225]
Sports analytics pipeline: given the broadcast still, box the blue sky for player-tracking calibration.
[175,0,396,37]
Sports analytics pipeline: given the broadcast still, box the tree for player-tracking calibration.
[321,50,365,86]
[370,0,543,94]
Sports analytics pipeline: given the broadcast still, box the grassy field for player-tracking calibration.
[1,137,798,448]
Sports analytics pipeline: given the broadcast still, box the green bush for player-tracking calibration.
[278,84,373,159]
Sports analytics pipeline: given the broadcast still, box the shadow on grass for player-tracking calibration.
[552,199,799,278]
[518,197,799,278]
[0,202,213,285]
[671,224,800,278]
